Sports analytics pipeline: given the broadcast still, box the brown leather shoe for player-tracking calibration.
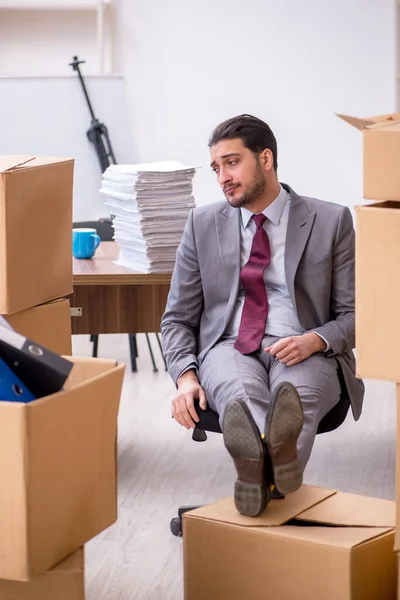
[222,399,271,517]
[264,382,304,495]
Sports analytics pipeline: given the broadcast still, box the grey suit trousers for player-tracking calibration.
[198,335,341,469]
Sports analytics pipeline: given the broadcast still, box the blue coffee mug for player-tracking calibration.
[72,228,101,259]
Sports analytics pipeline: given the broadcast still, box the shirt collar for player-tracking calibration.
[240,184,288,229]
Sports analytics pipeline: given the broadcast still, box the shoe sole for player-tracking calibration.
[223,399,270,517]
[265,382,304,495]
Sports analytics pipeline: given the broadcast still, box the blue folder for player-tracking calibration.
[0,356,36,403]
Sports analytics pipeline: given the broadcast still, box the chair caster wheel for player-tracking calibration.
[170,517,182,537]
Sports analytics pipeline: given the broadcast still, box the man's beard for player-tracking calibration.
[225,163,266,209]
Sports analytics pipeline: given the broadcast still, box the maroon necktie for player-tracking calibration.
[234,213,270,354]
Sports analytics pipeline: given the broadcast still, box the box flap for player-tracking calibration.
[261,523,393,549]
[19,156,74,168]
[63,356,119,389]
[297,491,395,527]
[355,201,400,213]
[336,112,400,131]
[0,155,36,173]
[186,486,336,527]
[365,119,400,132]
[336,114,376,130]
[0,155,74,174]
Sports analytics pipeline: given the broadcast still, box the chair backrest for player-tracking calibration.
[315,392,350,434]
[73,219,113,242]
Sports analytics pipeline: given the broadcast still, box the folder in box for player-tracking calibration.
[0,326,73,398]
[0,356,36,403]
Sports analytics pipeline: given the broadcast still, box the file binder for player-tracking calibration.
[0,326,73,398]
[0,356,36,403]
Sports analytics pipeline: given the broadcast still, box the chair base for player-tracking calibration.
[170,505,201,537]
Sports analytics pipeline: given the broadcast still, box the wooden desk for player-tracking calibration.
[70,242,172,334]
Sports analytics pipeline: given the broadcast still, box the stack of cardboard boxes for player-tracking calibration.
[0,156,74,355]
[0,156,125,598]
[337,111,400,599]
[182,116,400,599]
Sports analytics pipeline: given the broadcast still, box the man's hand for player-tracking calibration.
[172,369,207,430]
[264,332,327,367]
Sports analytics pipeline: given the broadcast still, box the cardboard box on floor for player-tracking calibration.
[0,155,74,315]
[397,554,400,600]
[395,385,400,558]
[355,201,400,381]
[184,486,396,600]
[4,298,72,355]
[0,356,125,582]
[337,112,400,201]
[0,549,84,600]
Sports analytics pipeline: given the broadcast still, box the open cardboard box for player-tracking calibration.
[337,112,400,201]
[0,155,74,315]
[184,486,396,600]
[0,548,84,600]
[0,356,124,581]
[355,201,400,381]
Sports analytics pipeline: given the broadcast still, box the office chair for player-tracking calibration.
[170,389,351,536]
[73,219,166,373]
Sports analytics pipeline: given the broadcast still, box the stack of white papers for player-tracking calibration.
[100,160,196,273]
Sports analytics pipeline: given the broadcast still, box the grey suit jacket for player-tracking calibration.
[161,184,365,421]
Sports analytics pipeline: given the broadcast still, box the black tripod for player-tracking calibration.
[69,55,117,173]
[70,56,166,373]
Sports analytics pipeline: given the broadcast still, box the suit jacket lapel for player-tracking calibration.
[215,204,241,326]
[284,185,316,310]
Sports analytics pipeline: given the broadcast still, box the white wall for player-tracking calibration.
[0,9,99,76]
[0,76,135,221]
[115,0,396,215]
[0,0,396,218]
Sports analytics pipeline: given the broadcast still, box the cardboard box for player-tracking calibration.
[355,201,400,381]
[0,356,125,581]
[4,298,72,355]
[184,486,396,600]
[0,155,74,315]
[0,548,84,600]
[398,553,400,600]
[396,385,400,554]
[337,112,400,201]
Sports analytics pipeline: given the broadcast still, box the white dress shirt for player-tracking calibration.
[224,185,328,349]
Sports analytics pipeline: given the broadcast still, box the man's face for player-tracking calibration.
[210,138,266,209]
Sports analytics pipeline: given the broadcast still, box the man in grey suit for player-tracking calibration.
[161,114,364,517]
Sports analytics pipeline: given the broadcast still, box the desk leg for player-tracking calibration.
[128,334,138,373]
[155,333,167,371]
[90,334,99,358]
[145,334,158,373]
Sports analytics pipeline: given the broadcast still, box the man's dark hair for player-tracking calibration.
[208,114,278,171]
